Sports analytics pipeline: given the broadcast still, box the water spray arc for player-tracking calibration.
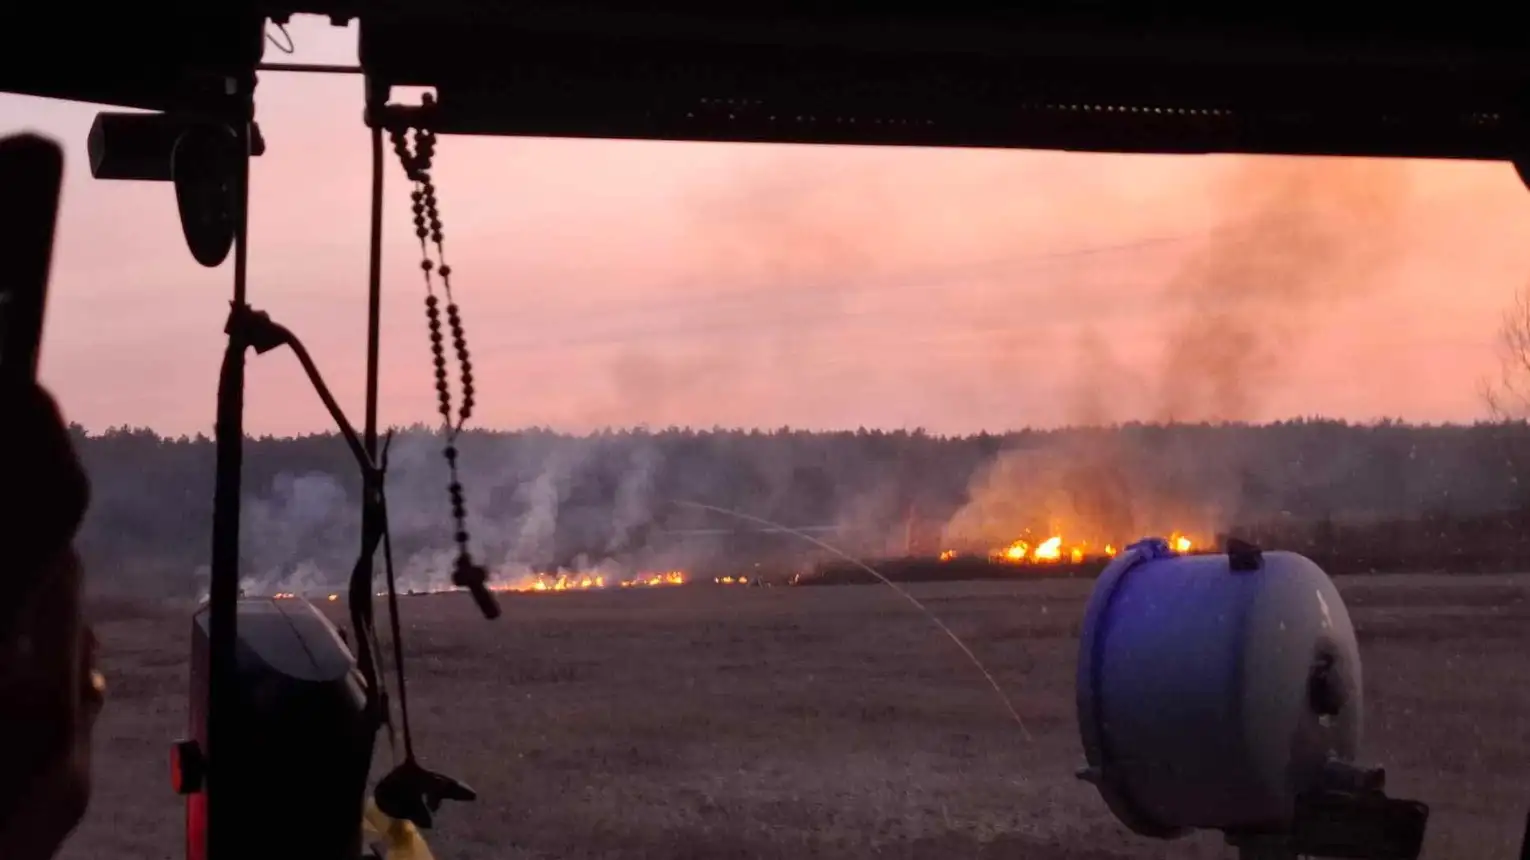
[676,500,1032,741]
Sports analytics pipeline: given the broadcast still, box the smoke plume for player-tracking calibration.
[119,154,1436,598]
[1155,156,1413,422]
[942,157,1415,549]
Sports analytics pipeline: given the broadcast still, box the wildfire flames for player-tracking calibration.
[505,570,688,593]
[264,529,1203,604]
[513,573,606,592]
[273,570,690,602]
[622,571,688,589]
[942,531,1196,566]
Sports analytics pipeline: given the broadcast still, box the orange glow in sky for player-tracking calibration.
[5,21,1530,437]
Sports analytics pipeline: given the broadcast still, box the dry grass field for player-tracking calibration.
[62,574,1530,860]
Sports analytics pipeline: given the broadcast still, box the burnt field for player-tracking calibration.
[67,574,1530,860]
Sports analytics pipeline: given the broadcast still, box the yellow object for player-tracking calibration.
[362,798,436,860]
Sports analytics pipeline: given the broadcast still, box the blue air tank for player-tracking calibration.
[1075,537,1363,837]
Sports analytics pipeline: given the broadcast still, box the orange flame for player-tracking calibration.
[983,531,1199,567]
[1032,536,1063,562]
[620,570,687,589]
[497,570,687,594]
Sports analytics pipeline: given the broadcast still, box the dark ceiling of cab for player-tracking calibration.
[6,4,1530,158]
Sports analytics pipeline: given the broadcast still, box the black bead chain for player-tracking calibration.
[389,115,489,595]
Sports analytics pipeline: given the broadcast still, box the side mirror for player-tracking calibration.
[86,111,266,268]
[172,124,242,268]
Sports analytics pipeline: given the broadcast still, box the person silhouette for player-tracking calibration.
[0,383,103,860]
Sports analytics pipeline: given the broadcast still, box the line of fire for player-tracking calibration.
[266,494,1530,600]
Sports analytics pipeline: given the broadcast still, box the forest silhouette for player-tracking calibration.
[71,419,1530,597]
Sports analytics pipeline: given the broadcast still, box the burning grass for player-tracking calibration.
[66,574,1530,860]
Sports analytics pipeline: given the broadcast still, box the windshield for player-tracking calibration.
[9,17,1530,860]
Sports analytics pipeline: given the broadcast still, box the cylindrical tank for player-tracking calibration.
[1075,538,1362,837]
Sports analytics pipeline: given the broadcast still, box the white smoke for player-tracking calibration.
[222,431,684,597]
[607,442,663,553]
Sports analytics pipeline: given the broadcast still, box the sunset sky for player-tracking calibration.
[5,19,1530,437]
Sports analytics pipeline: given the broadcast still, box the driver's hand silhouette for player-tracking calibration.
[0,383,102,860]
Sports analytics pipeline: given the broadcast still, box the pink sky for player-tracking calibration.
[5,19,1530,437]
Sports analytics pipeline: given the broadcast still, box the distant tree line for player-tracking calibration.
[69,420,1530,596]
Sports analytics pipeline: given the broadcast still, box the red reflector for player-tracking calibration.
[186,792,208,860]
